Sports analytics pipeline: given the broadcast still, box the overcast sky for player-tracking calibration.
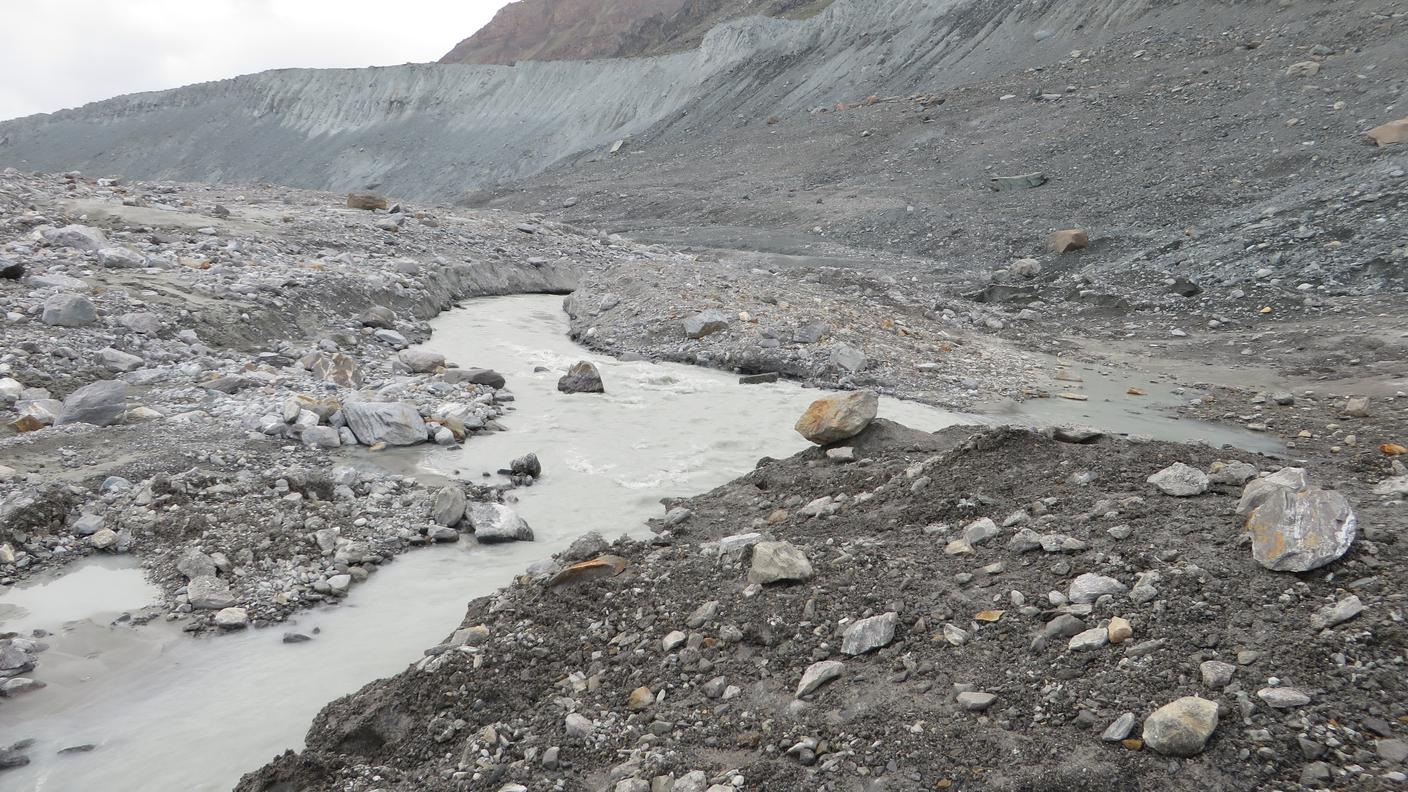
[0,0,512,122]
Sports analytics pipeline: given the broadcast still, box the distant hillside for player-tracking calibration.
[439,0,832,64]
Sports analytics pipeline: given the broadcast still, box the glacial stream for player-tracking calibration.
[0,295,969,791]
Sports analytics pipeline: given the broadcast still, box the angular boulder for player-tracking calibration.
[342,401,427,446]
[1147,462,1209,497]
[43,224,107,251]
[98,247,147,268]
[1047,229,1089,253]
[1246,487,1356,572]
[795,391,878,445]
[41,293,97,327]
[1143,697,1219,757]
[431,486,466,527]
[465,502,534,543]
[187,575,237,610]
[359,305,396,328]
[748,540,813,585]
[312,352,363,388]
[1365,117,1408,147]
[683,309,730,339]
[57,380,129,426]
[444,367,507,389]
[398,349,446,373]
[841,612,898,656]
[558,361,605,394]
[1236,467,1308,515]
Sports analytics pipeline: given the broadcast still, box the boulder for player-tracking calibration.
[1047,229,1089,253]
[558,361,605,394]
[43,224,107,250]
[347,192,389,210]
[1010,258,1042,278]
[342,401,426,446]
[1068,573,1127,604]
[97,247,147,268]
[176,548,217,580]
[1143,697,1219,757]
[1365,117,1408,147]
[187,575,237,609]
[830,343,867,373]
[398,349,446,373]
[359,305,396,328]
[431,486,466,527]
[465,502,534,543]
[1236,468,1308,515]
[41,293,97,327]
[795,391,878,444]
[794,322,830,343]
[511,453,542,478]
[1246,487,1356,572]
[841,612,898,655]
[300,426,341,448]
[117,312,162,334]
[748,540,813,584]
[312,353,364,388]
[1147,462,1209,496]
[683,309,730,339]
[88,528,120,550]
[57,380,129,426]
[214,607,249,629]
[444,367,507,389]
[99,348,144,373]
[796,660,843,697]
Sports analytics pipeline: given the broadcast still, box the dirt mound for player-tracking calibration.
[237,423,1405,791]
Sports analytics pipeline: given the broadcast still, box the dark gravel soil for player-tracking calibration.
[238,419,1406,792]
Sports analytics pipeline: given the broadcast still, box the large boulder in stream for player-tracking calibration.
[342,401,427,446]
[465,503,534,543]
[795,391,878,445]
[557,361,605,394]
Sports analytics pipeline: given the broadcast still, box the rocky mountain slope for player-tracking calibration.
[440,0,833,64]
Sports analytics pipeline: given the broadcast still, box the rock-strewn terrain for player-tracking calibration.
[237,414,1407,791]
[440,0,833,65]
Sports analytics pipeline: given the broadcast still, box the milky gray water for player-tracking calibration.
[0,295,969,791]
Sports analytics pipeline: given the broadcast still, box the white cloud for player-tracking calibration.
[0,0,511,121]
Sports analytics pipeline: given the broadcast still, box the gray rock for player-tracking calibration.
[444,367,507,389]
[748,541,813,585]
[956,691,997,712]
[71,513,104,536]
[89,528,119,550]
[398,349,445,373]
[1209,460,1259,486]
[1378,739,1408,764]
[1143,697,1219,756]
[1067,573,1126,604]
[683,309,730,339]
[1236,467,1308,515]
[41,293,97,327]
[1311,595,1363,630]
[342,401,426,446]
[44,224,107,250]
[187,575,237,609]
[99,348,144,373]
[176,548,217,580]
[830,343,867,373]
[373,328,409,347]
[511,453,542,478]
[794,390,878,444]
[565,713,594,739]
[793,322,830,343]
[1246,487,1356,572]
[558,361,605,393]
[431,486,466,527]
[1147,462,1209,496]
[1343,397,1370,418]
[841,612,898,655]
[796,660,843,697]
[117,312,162,334]
[301,426,341,448]
[311,352,363,388]
[214,607,249,629]
[962,517,1000,546]
[58,380,129,426]
[1257,687,1311,708]
[1068,627,1109,652]
[1200,660,1236,688]
[465,502,534,543]
[1102,712,1137,742]
[97,247,146,268]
